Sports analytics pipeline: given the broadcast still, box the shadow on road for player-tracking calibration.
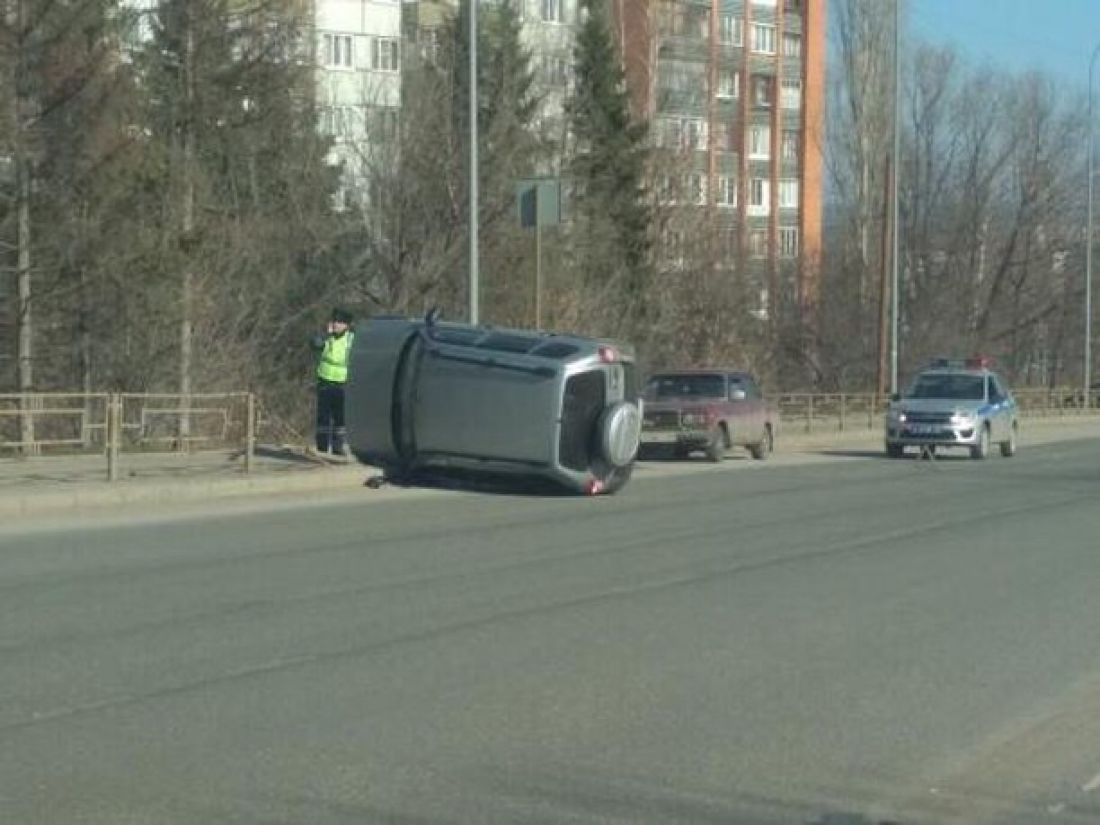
[821,448,974,463]
[362,468,578,498]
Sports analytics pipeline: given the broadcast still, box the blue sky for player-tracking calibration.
[908,0,1100,90]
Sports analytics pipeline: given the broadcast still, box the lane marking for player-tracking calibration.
[1082,772,1100,793]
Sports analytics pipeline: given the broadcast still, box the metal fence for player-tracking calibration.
[771,388,1100,434]
[0,392,257,480]
[1,387,1096,480]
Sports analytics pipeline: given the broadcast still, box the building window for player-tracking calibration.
[779,227,799,257]
[660,4,708,38]
[320,105,355,136]
[372,38,400,71]
[373,107,399,142]
[751,74,773,108]
[713,123,738,154]
[657,175,677,204]
[781,78,802,109]
[658,60,706,107]
[749,229,768,258]
[719,14,743,46]
[749,178,770,216]
[541,0,564,22]
[323,33,353,68]
[751,23,776,55]
[749,124,770,159]
[686,173,706,205]
[783,33,802,58]
[782,129,799,161]
[541,56,571,87]
[718,175,738,207]
[680,117,707,151]
[717,69,740,99]
[779,178,799,208]
[331,185,349,213]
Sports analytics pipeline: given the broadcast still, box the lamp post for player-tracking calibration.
[468,0,480,325]
[1085,44,1100,408]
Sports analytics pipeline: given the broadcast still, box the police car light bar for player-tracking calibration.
[929,355,994,370]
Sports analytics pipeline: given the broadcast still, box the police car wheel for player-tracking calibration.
[970,427,990,460]
[1000,425,1017,457]
[886,443,904,459]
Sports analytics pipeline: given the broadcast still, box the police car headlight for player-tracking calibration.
[889,409,907,423]
[950,412,975,427]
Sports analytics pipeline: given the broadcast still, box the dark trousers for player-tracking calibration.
[315,381,347,453]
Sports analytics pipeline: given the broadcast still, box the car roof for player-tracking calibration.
[917,367,997,378]
[649,368,752,377]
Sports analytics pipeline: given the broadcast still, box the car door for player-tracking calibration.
[732,374,764,445]
[993,374,1014,439]
[986,374,1007,441]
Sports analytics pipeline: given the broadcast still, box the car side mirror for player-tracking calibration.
[729,389,747,401]
[889,392,901,403]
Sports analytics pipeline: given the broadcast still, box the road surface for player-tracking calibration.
[2,438,1100,823]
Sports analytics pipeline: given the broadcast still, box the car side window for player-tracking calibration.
[734,376,761,400]
[987,376,1003,404]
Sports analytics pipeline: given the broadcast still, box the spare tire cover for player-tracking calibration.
[600,401,642,468]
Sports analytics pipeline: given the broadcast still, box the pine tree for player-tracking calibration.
[566,0,651,292]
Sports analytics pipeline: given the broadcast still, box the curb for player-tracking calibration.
[0,463,371,520]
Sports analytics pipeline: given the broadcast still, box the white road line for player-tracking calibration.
[1082,772,1100,793]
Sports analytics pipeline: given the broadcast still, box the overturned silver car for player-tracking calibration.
[345,313,643,495]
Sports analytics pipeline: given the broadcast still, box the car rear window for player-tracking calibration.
[646,374,726,400]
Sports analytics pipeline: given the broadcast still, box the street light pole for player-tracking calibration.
[468,0,480,326]
[889,0,901,395]
[1085,44,1099,409]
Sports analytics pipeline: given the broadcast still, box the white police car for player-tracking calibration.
[885,357,1018,459]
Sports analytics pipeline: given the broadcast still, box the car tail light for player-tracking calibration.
[586,478,605,496]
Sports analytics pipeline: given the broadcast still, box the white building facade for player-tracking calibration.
[314,0,403,207]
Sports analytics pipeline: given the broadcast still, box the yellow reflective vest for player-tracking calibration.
[317,332,354,384]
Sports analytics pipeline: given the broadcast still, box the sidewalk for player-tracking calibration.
[0,416,1095,520]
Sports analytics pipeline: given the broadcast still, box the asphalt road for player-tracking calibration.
[2,438,1100,824]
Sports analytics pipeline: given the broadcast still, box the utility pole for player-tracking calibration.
[468,0,480,326]
[877,155,892,399]
[889,0,901,394]
[1085,44,1099,408]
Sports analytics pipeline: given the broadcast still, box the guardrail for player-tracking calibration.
[770,388,1100,434]
[0,392,257,480]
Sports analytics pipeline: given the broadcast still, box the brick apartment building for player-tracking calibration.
[613,0,825,320]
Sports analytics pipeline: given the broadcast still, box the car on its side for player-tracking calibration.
[639,369,776,462]
[344,312,643,495]
[885,357,1018,459]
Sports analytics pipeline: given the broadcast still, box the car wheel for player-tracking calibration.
[970,426,990,460]
[749,425,772,460]
[598,464,634,495]
[885,443,905,458]
[1000,423,1018,457]
[705,428,726,463]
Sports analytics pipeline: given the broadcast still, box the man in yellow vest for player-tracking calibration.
[311,307,355,455]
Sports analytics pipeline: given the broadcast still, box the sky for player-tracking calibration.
[908,0,1100,91]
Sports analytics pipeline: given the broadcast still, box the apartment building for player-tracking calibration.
[315,0,404,207]
[614,0,825,319]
